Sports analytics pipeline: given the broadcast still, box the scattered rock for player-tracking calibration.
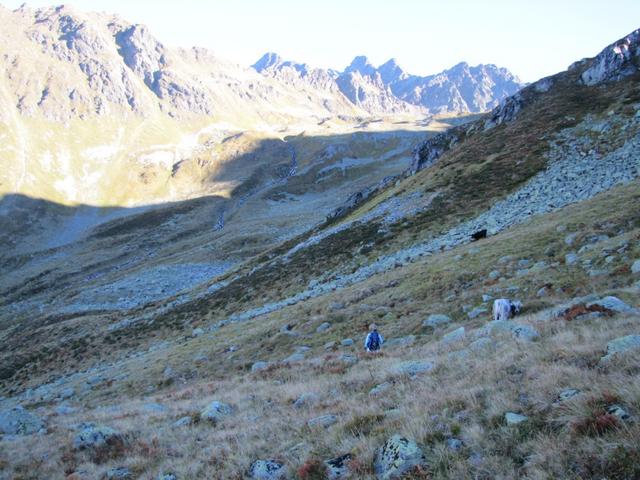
[606,404,630,421]
[324,341,336,350]
[329,302,345,311]
[370,382,392,396]
[248,460,287,480]
[482,294,493,303]
[511,325,540,342]
[316,322,332,333]
[442,327,465,345]
[341,338,354,346]
[467,307,488,319]
[505,412,528,425]
[469,337,494,353]
[498,255,514,264]
[308,414,338,428]
[423,314,451,328]
[632,260,640,274]
[251,362,270,373]
[143,403,167,414]
[191,328,204,337]
[517,259,531,268]
[374,435,426,480]
[564,233,579,246]
[104,467,131,479]
[446,438,464,451]
[338,353,359,365]
[488,270,500,280]
[536,286,549,298]
[158,474,177,480]
[557,389,581,402]
[325,453,352,479]
[293,393,319,409]
[282,352,305,363]
[200,401,234,423]
[73,424,121,450]
[397,360,435,377]
[600,334,640,362]
[0,406,44,435]
[172,416,192,428]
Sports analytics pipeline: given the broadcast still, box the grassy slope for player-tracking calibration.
[1,179,638,479]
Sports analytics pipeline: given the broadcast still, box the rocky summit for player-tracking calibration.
[0,2,640,479]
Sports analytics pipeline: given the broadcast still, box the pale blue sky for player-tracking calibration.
[4,0,640,82]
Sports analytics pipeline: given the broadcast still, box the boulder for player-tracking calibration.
[587,296,639,314]
[632,259,640,274]
[282,353,305,363]
[606,404,630,421]
[200,401,234,423]
[488,270,500,280]
[325,453,352,479]
[172,416,192,428]
[307,414,338,429]
[482,294,493,303]
[374,435,426,480]
[341,338,354,347]
[73,424,121,450]
[293,393,319,409]
[248,460,287,480]
[397,360,435,377]
[370,382,392,396]
[251,362,270,373]
[316,322,331,333]
[158,474,177,480]
[479,320,539,342]
[505,412,528,425]
[469,337,494,353]
[557,389,581,402]
[442,327,465,345]
[0,406,44,435]
[600,334,640,363]
[191,328,204,337]
[423,314,451,328]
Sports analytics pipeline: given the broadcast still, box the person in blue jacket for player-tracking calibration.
[364,323,384,352]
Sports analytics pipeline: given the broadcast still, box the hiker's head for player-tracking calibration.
[369,323,378,332]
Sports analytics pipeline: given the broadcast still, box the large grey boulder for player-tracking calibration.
[423,314,451,328]
[200,401,234,423]
[600,334,640,363]
[374,435,426,479]
[73,424,121,450]
[248,459,287,480]
[0,406,44,435]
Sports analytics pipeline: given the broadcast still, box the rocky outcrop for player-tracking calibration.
[580,29,640,85]
[410,128,463,173]
[374,435,426,479]
[600,334,640,363]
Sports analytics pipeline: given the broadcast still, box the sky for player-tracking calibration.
[3,0,640,82]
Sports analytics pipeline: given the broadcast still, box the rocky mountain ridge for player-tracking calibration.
[253,52,523,115]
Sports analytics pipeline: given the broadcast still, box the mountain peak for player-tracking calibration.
[378,58,407,83]
[345,55,376,75]
[252,52,284,72]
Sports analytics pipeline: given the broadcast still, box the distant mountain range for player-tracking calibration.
[253,53,523,115]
